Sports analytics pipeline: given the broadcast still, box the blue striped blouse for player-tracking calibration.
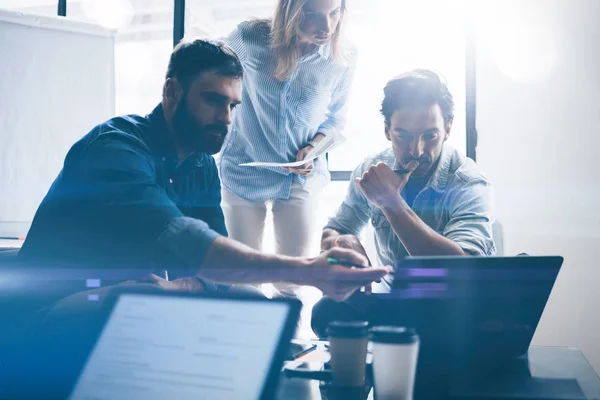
[219,20,357,202]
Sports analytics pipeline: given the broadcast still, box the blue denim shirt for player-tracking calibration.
[325,145,496,269]
[20,105,222,276]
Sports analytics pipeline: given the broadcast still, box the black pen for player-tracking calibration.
[292,344,318,360]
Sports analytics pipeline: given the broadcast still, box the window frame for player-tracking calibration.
[56,0,477,179]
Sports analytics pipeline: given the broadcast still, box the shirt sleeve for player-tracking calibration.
[324,163,371,236]
[317,51,358,138]
[182,157,229,237]
[225,23,248,64]
[443,178,496,256]
[79,134,220,270]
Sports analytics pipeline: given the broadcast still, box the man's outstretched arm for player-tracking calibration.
[78,138,390,299]
[197,237,389,300]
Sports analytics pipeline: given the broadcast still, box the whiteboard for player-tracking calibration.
[0,9,115,237]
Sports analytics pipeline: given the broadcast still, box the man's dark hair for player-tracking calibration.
[166,38,243,90]
[380,69,454,126]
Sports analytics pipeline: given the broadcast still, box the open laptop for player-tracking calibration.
[66,290,301,400]
[376,255,564,369]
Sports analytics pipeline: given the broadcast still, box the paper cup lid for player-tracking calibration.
[369,326,419,344]
[327,321,369,338]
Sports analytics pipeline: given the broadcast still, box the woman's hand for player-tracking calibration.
[282,145,314,176]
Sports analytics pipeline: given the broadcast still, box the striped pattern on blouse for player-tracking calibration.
[219,20,357,201]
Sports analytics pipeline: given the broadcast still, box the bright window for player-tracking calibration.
[330,0,467,171]
[67,0,173,115]
[185,0,467,172]
[186,0,275,39]
[0,0,59,16]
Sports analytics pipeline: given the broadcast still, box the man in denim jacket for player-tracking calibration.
[312,69,496,337]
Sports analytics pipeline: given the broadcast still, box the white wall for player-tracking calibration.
[0,9,115,237]
[476,0,600,372]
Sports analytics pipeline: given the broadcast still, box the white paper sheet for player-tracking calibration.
[239,134,344,168]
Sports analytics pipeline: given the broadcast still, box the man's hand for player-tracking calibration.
[282,145,314,176]
[322,231,371,264]
[322,231,373,294]
[307,247,391,301]
[146,274,206,292]
[354,161,419,209]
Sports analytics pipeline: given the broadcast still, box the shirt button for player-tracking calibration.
[169,178,173,184]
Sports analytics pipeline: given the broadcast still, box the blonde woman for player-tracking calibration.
[219,0,357,284]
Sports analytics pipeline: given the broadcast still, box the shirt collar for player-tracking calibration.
[147,103,177,160]
[424,144,452,193]
[318,42,332,59]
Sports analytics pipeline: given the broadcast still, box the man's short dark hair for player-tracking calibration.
[166,39,243,90]
[380,69,454,126]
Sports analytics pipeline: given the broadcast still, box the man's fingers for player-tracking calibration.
[335,266,391,282]
[354,177,367,194]
[360,176,378,192]
[357,169,380,187]
[406,160,420,172]
[327,247,369,267]
[333,236,353,248]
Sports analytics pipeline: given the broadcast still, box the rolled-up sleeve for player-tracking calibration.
[79,135,221,269]
[317,51,357,138]
[443,178,496,256]
[324,164,371,236]
[157,217,220,270]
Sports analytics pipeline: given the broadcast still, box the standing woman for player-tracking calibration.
[220,0,357,270]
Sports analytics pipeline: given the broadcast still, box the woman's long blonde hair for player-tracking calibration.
[268,0,348,81]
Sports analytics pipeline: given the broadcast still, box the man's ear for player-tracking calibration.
[384,121,392,142]
[444,119,453,141]
[163,77,183,106]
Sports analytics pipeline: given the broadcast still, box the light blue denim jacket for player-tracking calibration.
[325,145,496,268]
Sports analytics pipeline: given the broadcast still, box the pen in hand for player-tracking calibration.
[326,257,373,295]
[326,257,364,267]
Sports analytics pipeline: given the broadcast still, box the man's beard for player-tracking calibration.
[172,98,228,155]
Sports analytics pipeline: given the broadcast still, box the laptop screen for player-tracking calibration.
[69,293,291,400]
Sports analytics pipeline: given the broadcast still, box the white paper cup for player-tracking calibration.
[370,326,420,400]
[327,321,369,386]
